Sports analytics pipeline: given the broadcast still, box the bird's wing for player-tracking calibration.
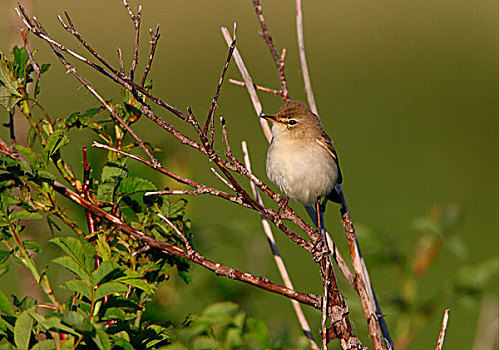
[316,132,343,184]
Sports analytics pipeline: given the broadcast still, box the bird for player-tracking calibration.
[262,100,344,227]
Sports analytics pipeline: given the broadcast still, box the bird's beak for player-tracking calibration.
[261,115,286,125]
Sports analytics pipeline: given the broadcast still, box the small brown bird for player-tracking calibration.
[263,100,343,222]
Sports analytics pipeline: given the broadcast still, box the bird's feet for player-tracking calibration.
[276,196,289,214]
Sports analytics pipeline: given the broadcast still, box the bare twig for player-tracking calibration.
[21,29,40,78]
[17,6,158,165]
[141,24,160,86]
[92,141,314,252]
[204,23,236,146]
[210,167,236,191]
[156,213,193,253]
[435,309,450,350]
[58,12,120,77]
[16,4,371,347]
[242,141,319,350]
[117,48,125,75]
[295,0,317,114]
[221,27,272,142]
[49,179,322,309]
[229,79,285,98]
[251,0,289,100]
[122,0,142,80]
[92,142,250,209]
[224,17,364,348]
[342,212,385,349]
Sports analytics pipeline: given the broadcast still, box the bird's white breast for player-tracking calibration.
[266,135,338,206]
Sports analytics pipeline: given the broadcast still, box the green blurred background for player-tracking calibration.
[1,0,497,348]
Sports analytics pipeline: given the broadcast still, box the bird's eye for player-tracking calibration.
[288,119,297,125]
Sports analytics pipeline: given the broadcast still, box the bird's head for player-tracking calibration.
[261,100,322,138]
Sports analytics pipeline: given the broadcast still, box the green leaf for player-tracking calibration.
[40,64,50,74]
[14,145,38,166]
[12,47,29,80]
[0,55,21,97]
[53,256,89,280]
[91,261,120,285]
[0,290,13,316]
[0,249,12,263]
[94,282,128,300]
[96,182,115,203]
[118,177,156,196]
[42,130,69,164]
[243,317,272,348]
[112,336,134,350]
[102,307,126,321]
[0,338,16,350]
[192,336,219,349]
[62,311,94,333]
[50,237,95,275]
[0,263,10,279]
[23,240,42,253]
[115,276,154,295]
[27,311,78,335]
[10,210,42,221]
[66,107,102,129]
[163,199,187,219]
[101,163,128,183]
[13,296,36,311]
[93,328,111,350]
[31,339,56,350]
[62,279,92,300]
[14,311,33,350]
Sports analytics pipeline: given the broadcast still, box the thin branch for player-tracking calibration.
[92,142,250,209]
[50,179,322,309]
[221,27,272,142]
[117,48,125,75]
[223,22,356,293]
[57,12,120,77]
[157,213,193,253]
[251,0,289,100]
[141,24,160,86]
[242,141,319,350]
[17,6,158,166]
[122,0,142,80]
[342,211,386,349]
[210,167,236,191]
[21,29,40,78]
[295,0,317,115]
[435,309,450,350]
[204,23,236,145]
[229,79,285,98]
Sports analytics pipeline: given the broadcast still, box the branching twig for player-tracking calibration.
[122,0,142,81]
[204,23,236,146]
[21,29,40,78]
[157,213,193,253]
[49,179,322,309]
[342,212,386,349]
[141,24,160,86]
[221,27,272,142]
[17,5,158,166]
[251,0,289,100]
[15,3,380,348]
[229,79,285,98]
